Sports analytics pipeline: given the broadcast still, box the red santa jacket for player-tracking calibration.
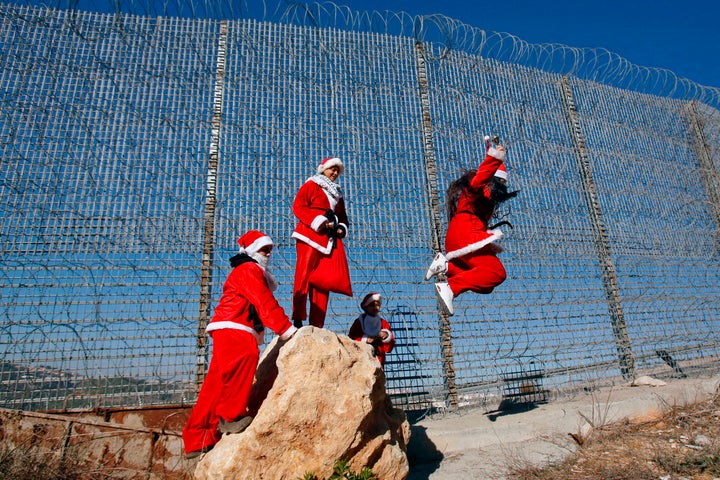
[348,315,395,366]
[445,147,505,261]
[292,177,349,254]
[206,257,295,342]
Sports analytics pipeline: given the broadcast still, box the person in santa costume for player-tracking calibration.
[291,156,352,328]
[348,292,396,368]
[182,230,297,459]
[425,137,518,315]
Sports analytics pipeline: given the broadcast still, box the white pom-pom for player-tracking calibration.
[484,135,490,142]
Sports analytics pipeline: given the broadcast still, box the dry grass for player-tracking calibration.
[0,443,84,480]
[509,393,720,480]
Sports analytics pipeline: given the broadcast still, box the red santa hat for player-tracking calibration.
[494,163,508,180]
[237,230,273,255]
[361,292,382,311]
[317,157,344,175]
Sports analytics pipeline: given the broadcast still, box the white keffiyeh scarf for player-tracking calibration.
[310,174,343,201]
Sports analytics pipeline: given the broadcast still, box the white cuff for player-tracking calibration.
[280,325,298,341]
[381,329,394,343]
[487,147,506,161]
[311,215,327,232]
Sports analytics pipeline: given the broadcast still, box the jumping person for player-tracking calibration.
[425,137,518,315]
[291,157,352,328]
[348,292,395,368]
[182,230,297,459]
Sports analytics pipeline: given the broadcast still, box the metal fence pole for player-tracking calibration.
[686,100,720,248]
[414,41,458,408]
[196,20,229,391]
[559,77,635,381]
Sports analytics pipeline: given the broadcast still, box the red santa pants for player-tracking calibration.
[292,241,330,327]
[447,253,507,297]
[182,329,259,454]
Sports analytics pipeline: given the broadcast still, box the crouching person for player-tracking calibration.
[348,292,395,368]
[182,230,297,459]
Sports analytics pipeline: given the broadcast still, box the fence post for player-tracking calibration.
[196,20,229,391]
[559,77,635,381]
[686,100,720,247]
[414,41,458,408]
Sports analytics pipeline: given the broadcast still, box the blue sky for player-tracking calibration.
[330,0,720,90]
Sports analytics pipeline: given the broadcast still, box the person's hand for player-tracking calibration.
[378,331,388,341]
[335,226,346,239]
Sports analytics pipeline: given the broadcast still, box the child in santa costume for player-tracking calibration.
[291,157,352,328]
[348,292,395,367]
[425,138,518,315]
[182,230,297,459]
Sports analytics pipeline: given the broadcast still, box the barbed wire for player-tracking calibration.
[1,0,719,412]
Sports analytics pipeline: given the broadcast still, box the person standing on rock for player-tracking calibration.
[424,136,518,315]
[182,230,297,459]
[291,156,353,329]
[348,292,395,367]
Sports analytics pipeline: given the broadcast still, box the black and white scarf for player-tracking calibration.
[310,174,343,202]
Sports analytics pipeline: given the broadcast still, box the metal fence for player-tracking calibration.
[1,0,719,414]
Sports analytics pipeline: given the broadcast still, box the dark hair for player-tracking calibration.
[446,170,518,221]
[446,169,475,220]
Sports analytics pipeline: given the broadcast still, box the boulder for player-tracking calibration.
[194,326,410,480]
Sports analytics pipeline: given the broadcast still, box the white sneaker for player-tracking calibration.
[425,252,448,280]
[434,281,454,315]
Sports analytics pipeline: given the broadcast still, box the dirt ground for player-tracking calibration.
[406,376,720,480]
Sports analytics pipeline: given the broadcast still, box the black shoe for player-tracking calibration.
[185,445,213,459]
[293,319,303,329]
[219,416,253,434]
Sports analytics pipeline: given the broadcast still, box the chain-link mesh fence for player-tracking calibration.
[1,1,719,414]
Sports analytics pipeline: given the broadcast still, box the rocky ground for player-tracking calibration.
[406,376,720,480]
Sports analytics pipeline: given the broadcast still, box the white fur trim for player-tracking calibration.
[487,146,506,161]
[311,215,328,232]
[446,229,504,260]
[206,321,264,345]
[292,232,333,254]
[494,168,508,180]
[279,325,297,341]
[241,235,273,255]
[317,157,344,175]
[381,328,394,343]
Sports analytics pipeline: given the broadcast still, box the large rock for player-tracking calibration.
[194,326,410,480]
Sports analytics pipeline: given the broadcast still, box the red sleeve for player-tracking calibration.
[293,181,328,228]
[239,264,292,337]
[469,153,503,190]
[348,317,364,341]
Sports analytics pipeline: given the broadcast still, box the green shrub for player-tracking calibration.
[301,459,376,480]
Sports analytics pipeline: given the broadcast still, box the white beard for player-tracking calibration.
[249,252,278,291]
